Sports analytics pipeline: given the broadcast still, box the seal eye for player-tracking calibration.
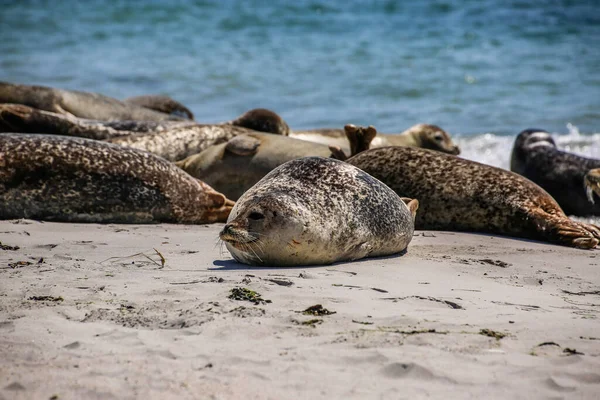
[434,134,444,142]
[248,212,265,221]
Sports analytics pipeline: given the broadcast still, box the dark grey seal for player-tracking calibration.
[510,128,600,216]
[219,157,418,266]
[0,133,233,223]
[346,127,600,249]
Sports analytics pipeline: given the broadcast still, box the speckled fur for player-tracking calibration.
[0,81,183,121]
[347,146,600,249]
[107,124,256,161]
[291,124,460,155]
[511,129,600,216]
[0,134,232,223]
[0,104,290,162]
[220,157,415,266]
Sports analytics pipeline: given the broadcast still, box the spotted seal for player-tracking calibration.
[346,126,600,249]
[0,104,290,161]
[219,157,418,266]
[0,133,233,223]
[291,123,460,155]
[0,81,188,121]
[510,128,600,216]
[107,109,290,161]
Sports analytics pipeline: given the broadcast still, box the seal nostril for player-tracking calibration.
[248,212,265,221]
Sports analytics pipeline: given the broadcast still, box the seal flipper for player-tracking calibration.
[531,210,600,249]
[328,146,349,161]
[225,135,261,156]
[584,168,600,204]
[400,198,419,220]
[344,124,377,157]
[124,95,195,120]
[192,179,235,223]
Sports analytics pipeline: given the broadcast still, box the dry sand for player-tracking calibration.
[1,220,599,399]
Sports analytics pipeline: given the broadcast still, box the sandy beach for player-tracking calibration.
[0,220,598,399]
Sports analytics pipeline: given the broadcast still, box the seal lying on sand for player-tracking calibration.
[107,108,289,161]
[0,134,233,224]
[219,157,418,266]
[177,132,340,200]
[0,81,188,121]
[510,128,600,216]
[291,123,460,155]
[0,104,290,161]
[346,126,600,249]
[124,95,195,120]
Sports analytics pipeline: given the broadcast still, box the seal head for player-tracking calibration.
[226,108,290,136]
[510,128,555,172]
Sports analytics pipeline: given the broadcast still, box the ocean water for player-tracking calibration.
[1,0,599,169]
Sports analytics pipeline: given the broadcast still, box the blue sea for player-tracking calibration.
[1,0,599,169]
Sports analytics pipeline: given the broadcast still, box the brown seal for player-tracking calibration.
[124,95,195,120]
[346,126,600,249]
[0,133,233,223]
[0,81,186,121]
[291,123,460,155]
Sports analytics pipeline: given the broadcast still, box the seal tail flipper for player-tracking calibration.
[344,124,377,157]
[584,168,600,204]
[533,211,600,249]
[400,197,419,220]
[200,190,235,223]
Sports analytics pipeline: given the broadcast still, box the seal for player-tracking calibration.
[219,157,418,266]
[0,104,291,161]
[0,133,233,224]
[124,95,195,120]
[291,123,460,155]
[510,128,600,216]
[107,108,290,161]
[0,81,187,121]
[176,124,375,200]
[176,132,337,200]
[223,108,290,136]
[346,126,600,249]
